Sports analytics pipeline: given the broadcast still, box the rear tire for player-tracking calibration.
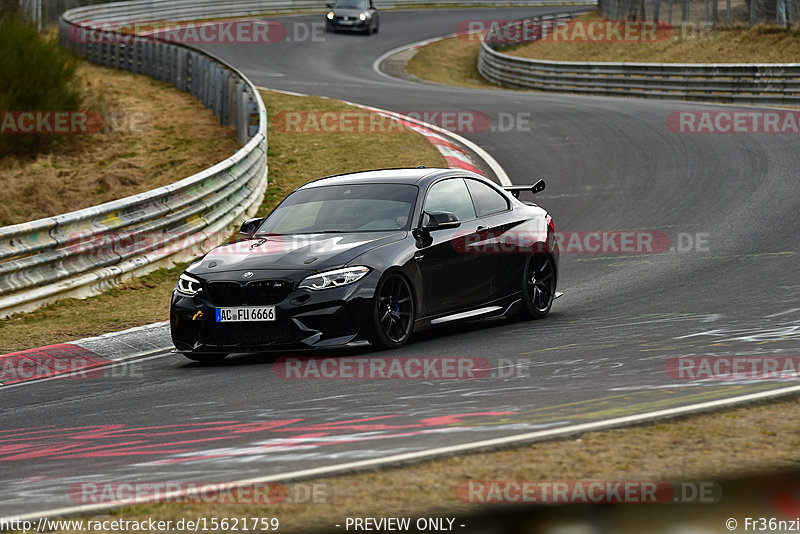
[372,273,415,349]
[519,253,556,320]
[182,352,228,362]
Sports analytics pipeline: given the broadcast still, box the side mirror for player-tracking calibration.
[239,217,265,236]
[326,2,333,8]
[423,211,461,231]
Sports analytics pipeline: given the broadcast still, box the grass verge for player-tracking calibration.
[508,14,800,63]
[405,34,500,90]
[0,61,239,226]
[0,89,445,354]
[406,13,800,90]
[43,394,800,532]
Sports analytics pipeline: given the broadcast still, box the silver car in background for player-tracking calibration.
[325,0,380,34]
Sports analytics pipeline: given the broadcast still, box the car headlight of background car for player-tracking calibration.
[298,266,370,290]
[326,11,334,19]
[359,12,367,20]
[176,273,202,296]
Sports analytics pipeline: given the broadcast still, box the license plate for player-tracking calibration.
[215,306,276,322]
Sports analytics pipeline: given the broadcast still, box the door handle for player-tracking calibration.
[476,225,488,232]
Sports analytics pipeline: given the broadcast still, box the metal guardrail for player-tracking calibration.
[0,2,269,317]
[477,14,800,104]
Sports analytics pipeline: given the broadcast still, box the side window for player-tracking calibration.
[466,179,509,217]
[423,178,476,223]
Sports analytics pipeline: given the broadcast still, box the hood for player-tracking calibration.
[187,231,405,277]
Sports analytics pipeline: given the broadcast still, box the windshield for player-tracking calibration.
[258,183,417,234]
[334,0,369,8]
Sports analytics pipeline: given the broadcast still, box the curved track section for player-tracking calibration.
[2,7,799,519]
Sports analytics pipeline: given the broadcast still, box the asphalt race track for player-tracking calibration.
[2,7,799,519]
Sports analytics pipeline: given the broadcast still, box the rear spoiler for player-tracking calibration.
[504,179,545,198]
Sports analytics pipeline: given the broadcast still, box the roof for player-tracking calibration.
[299,168,465,189]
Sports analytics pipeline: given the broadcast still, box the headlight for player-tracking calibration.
[176,273,202,296]
[326,11,334,19]
[359,12,367,20]
[299,266,369,290]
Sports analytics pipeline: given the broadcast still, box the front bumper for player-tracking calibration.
[330,16,371,30]
[170,270,381,353]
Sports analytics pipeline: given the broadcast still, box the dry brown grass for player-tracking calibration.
[406,34,500,90]
[0,61,240,226]
[505,13,800,63]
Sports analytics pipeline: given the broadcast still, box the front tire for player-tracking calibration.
[182,352,228,362]
[372,273,415,349]
[519,253,556,320]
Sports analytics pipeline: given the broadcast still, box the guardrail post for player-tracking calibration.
[164,44,173,85]
[213,67,223,118]
[157,42,165,82]
[220,72,232,126]
[196,56,204,103]
[176,48,188,91]
[203,61,211,109]
[154,41,161,81]
[130,38,138,74]
[246,95,259,139]
[235,82,247,144]
[188,53,197,97]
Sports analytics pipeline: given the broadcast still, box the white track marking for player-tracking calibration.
[6,383,800,521]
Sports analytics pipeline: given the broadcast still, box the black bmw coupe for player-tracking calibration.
[170,168,559,360]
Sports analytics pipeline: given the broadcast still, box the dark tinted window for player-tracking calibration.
[424,178,476,222]
[260,183,417,234]
[334,0,368,8]
[466,179,509,217]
